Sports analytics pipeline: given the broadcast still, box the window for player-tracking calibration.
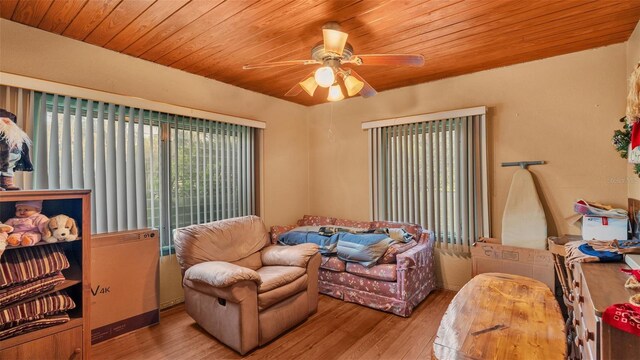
[366,107,489,252]
[29,91,256,255]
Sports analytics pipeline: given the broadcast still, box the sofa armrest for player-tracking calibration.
[261,243,319,267]
[184,261,261,288]
[397,243,431,270]
[269,224,297,244]
[396,238,436,302]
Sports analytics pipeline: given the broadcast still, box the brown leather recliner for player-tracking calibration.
[174,215,320,355]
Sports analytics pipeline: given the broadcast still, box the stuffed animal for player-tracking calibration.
[0,221,14,257]
[5,200,49,246]
[43,215,78,243]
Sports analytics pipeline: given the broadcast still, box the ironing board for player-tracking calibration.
[501,169,547,249]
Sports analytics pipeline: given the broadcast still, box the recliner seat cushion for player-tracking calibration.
[258,274,308,310]
[185,261,261,288]
[257,266,306,293]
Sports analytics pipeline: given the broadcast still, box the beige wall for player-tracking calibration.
[0,19,309,229]
[627,21,640,200]
[308,44,628,289]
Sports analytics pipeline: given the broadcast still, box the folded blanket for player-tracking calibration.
[0,291,75,331]
[0,312,70,340]
[0,271,66,308]
[565,241,599,266]
[336,233,395,267]
[577,244,623,262]
[278,231,339,254]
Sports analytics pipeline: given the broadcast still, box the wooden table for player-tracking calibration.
[433,273,566,360]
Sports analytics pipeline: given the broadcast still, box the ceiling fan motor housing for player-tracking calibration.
[311,42,353,64]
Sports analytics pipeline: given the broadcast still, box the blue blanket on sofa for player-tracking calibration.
[278,231,394,266]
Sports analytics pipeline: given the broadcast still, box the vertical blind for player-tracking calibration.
[29,90,256,255]
[32,93,149,234]
[367,109,488,253]
[163,116,255,254]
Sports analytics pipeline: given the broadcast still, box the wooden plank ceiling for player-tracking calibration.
[2,0,640,106]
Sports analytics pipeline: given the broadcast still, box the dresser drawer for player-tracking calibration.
[0,325,83,360]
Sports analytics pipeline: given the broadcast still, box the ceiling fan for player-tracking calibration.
[243,22,425,102]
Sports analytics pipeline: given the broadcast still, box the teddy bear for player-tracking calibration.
[5,200,49,246]
[0,221,14,257]
[43,214,78,243]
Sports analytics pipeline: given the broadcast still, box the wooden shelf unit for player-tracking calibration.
[0,190,91,360]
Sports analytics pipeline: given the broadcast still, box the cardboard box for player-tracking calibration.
[582,216,628,241]
[471,239,555,291]
[91,229,160,344]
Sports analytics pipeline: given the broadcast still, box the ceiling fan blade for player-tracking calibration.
[352,54,425,67]
[348,69,377,98]
[285,83,303,97]
[323,28,348,56]
[243,60,319,70]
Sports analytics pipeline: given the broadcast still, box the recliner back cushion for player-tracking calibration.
[174,215,269,272]
[231,252,263,270]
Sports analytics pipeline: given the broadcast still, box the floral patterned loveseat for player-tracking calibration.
[270,215,436,317]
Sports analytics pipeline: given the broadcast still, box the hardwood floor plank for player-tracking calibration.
[92,290,455,360]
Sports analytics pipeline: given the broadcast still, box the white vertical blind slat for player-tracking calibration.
[126,107,137,229]
[84,100,96,232]
[411,123,422,224]
[216,122,221,220]
[95,102,107,233]
[48,94,60,189]
[60,96,72,189]
[406,124,413,223]
[433,120,441,246]
[105,104,118,232]
[34,93,48,189]
[136,108,147,228]
[460,116,468,251]
[72,98,84,189]
[209,121,215,221]
[369,129,376,221]
[116,105,128,231]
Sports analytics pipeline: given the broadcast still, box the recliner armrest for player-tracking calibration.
[185,261,261,288]
[261,244,319,267]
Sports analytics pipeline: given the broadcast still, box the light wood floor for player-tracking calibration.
[92,290,456,360]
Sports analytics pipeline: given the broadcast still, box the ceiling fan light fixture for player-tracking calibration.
[327,83,344,102]
[299,76,318,96]
[343,74,364,97]
[323,28,349,56]
[314,66,335,88]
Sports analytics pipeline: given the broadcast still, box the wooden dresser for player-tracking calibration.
[571,262,640,360]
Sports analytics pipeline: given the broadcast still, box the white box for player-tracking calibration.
[581,216,628,241]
